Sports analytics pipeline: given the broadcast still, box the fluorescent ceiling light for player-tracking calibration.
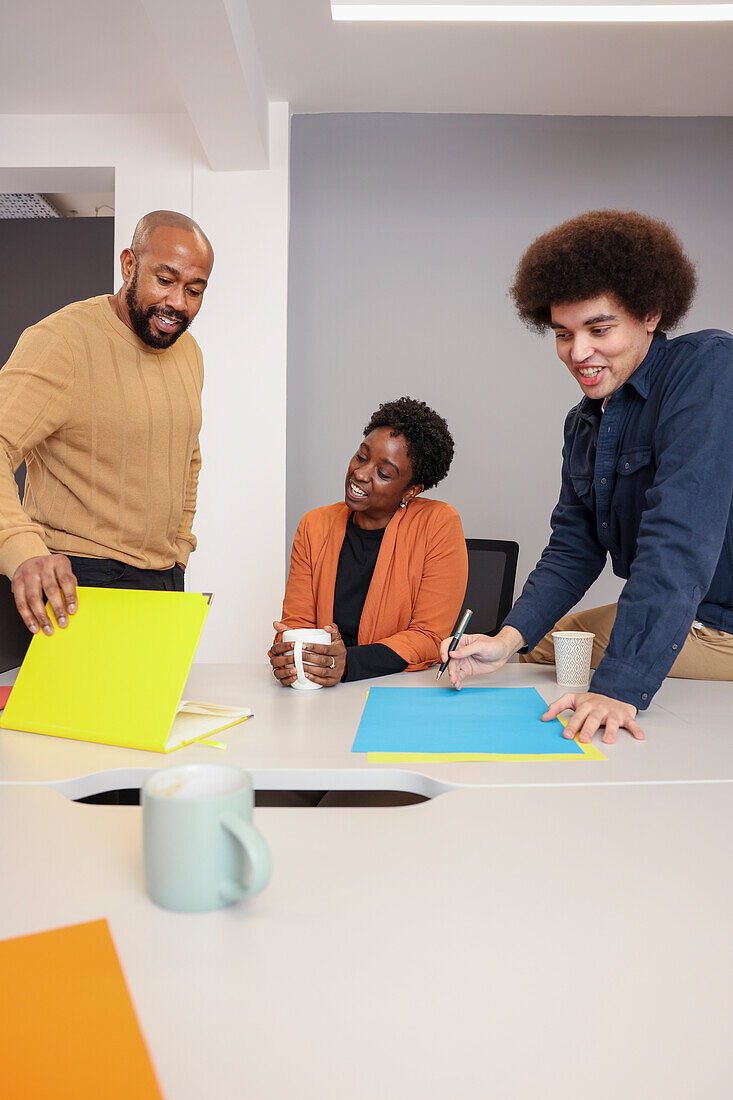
[332,4,733,21]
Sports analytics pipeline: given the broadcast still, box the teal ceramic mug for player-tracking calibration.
[142,764,272,912]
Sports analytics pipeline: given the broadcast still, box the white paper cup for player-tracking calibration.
[282,628,332,690]
[552,630,595,691]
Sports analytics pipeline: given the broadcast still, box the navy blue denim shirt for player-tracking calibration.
[504,329,733,710]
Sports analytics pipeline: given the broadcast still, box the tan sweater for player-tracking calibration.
[0,295,203,579]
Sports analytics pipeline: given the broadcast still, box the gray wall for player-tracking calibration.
[287,114,733,612]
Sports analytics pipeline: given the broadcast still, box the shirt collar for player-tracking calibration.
[624,331,668,399]
[576,396,603,425]
[575,331,668,420]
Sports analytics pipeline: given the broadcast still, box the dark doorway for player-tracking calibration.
[0,215,114,363]
[0,215,115,496]
[0,214,114,669]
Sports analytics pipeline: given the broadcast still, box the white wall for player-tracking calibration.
[0,107,290,662]
[188,104,290,661]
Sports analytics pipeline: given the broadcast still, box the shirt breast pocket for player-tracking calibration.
[613,446,655,516]
[567,455,595,509]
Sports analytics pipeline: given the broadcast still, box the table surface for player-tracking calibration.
[2,782,731,1100]
[1,663,729,797]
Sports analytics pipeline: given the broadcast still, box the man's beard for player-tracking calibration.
[125,269,190,349]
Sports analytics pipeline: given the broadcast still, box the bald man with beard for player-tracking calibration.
[0,210,214,637]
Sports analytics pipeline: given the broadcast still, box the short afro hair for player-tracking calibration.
[510,209,697,333]
[363,397,454,491]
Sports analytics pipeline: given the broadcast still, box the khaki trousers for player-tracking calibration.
[520,603,733,681]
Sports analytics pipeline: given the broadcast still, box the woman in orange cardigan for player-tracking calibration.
[270,397,468,687]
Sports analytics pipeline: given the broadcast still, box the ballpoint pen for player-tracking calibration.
[436,608,473,681]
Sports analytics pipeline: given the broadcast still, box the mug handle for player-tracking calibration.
[218,812,273,902]
[292,639,306,684]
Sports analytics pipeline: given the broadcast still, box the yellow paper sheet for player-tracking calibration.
[367,742,606,763]
[366,717,607,763]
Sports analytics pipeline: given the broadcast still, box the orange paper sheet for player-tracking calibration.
[0,685,11,710]
[0,918,162,1099]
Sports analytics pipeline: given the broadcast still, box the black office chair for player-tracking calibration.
[453,538,519,637]
[0,574,31,673]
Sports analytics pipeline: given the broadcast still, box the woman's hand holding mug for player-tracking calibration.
[270,622,347,689]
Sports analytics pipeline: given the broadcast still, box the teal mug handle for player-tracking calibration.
[218,812,272,903]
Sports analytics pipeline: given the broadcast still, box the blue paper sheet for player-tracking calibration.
[351,686,582,755]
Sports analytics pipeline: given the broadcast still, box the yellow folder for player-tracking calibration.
[0,587,251,752]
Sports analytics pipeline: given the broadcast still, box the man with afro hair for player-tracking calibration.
[442,209,733,744]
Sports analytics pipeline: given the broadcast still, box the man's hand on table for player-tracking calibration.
[439,625,526,688]
[542,692,645,744]
[12,554,78,636]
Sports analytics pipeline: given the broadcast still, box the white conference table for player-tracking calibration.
[649,673,733,729]
[2,782,731,1099]
[0,662,728,798]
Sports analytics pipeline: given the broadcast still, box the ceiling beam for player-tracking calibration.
[140,0,269,170]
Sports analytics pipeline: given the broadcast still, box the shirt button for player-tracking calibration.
[602,521,608,528]
[672,644,678,651]
[600,477,607,484]
[641,693,648,701]
[624,462,630,470]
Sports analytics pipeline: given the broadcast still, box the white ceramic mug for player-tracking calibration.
[282,628,332,690]
[142,764,272,912]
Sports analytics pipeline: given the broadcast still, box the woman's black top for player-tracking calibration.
[333,517,408,682]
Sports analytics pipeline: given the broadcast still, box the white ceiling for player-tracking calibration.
[1,0,184,113]
[248,0,733,115]
[1,1,732,158]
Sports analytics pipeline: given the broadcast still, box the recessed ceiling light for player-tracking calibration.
[331,4,733,22]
